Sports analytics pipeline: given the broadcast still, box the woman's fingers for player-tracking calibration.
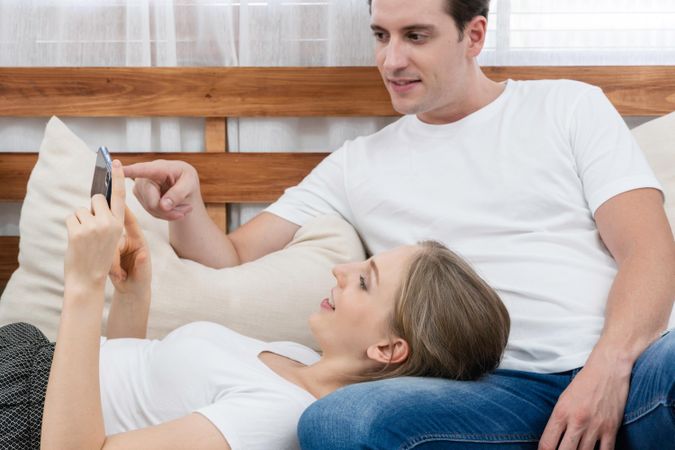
[110,160,126,220]
[74,207,92,225]
[123,206,144,239]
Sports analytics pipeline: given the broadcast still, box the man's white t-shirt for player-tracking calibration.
[98,321,319,450]
[265,79,666,374]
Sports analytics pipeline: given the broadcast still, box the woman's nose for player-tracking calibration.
[332,264,348,286]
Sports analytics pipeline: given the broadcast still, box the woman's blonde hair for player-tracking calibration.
[365,240,510,381]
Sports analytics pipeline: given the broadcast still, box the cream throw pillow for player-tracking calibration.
[0,117,366,347]
[631,111,675,236]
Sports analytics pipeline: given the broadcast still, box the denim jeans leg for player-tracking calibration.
[298,370,572,450]
[616,331,675,450]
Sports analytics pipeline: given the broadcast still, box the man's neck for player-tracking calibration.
[418,68,506,125]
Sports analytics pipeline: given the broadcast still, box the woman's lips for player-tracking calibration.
[321,298,334,311]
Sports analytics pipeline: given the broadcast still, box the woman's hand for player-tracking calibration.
[109,206,152,297]
[64,160,126,294]
[106,205,152,339]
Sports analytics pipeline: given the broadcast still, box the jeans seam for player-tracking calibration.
[401,433,540,449]
[623,398,674,425]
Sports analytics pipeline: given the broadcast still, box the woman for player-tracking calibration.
[0,161,510,450]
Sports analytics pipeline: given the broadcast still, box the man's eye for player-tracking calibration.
[408,33,426,42]
[359,275,367,290]
[373,32,387,42]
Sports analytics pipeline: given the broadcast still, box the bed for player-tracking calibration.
[0,66,674,340]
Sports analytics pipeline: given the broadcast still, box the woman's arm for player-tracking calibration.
[41,162,229,450]
[106,207,152,339]
[41,161,127,450]
[102,413,228,449]
[106,289,151,339]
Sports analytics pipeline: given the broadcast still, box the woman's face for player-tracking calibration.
[309,245,419,358]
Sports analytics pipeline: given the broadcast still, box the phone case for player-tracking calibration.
[91,146,112,206]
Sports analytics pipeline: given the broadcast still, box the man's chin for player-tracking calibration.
[389,97,422,115]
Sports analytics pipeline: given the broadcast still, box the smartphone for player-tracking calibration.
[90,146,113,206]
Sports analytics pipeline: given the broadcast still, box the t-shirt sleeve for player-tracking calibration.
[264,144,353,226]
[569,85,663,216]
[196,391,308,450]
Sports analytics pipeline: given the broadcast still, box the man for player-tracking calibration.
[124,0,675,448]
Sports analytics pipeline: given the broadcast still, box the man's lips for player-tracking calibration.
[388,78,420,84]
[387,78,421,93]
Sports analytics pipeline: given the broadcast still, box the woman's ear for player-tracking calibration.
[366,337,409,365]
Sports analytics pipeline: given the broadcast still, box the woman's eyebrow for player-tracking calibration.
[369,259,379,286]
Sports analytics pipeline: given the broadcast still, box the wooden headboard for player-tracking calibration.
[1,66,675,292]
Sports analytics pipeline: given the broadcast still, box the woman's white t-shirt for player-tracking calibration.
[98,321,320,450]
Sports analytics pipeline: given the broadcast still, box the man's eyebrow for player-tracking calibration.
[402,24,436,33]
[370,24,436,33]
[369,259,379,286]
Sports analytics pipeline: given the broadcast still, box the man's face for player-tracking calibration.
[371,0,476,124]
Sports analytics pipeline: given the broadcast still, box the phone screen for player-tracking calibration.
[91,146,112,206]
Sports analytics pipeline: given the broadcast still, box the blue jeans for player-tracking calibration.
[298,331,674,449]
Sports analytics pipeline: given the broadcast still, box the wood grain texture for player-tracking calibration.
[204,117,228,233]
[205,118,227,152]
[1,67,674,117]
[0,152,326,203]
[483,66,675,116]
[0,67,394,117]
[0,236,19,293]
[0,153,36,202]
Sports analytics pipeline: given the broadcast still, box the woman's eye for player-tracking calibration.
[359,275,367,291]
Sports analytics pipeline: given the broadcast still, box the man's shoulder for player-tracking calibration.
[506,79,604,117]
[512,78,599,99]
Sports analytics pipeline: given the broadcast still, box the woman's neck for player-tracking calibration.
[258,351,368,399]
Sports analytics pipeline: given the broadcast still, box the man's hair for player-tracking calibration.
[363,240,510,382]
[367,0,490,39]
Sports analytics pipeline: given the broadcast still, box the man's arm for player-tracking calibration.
[169,202,299,268]
[124,160,300,268]
[539,187,675,450]
[592,188,674,370]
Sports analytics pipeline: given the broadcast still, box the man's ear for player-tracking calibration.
[366,337,409,365]
[464,15,488,58]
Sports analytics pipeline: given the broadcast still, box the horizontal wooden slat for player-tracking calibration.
[0,152,326,203]
[0,67,395,117]
[0,236,19,293]
[1,66,674,117]
[484,66,675,116]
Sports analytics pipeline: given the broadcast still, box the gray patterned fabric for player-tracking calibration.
[0,322,54,450]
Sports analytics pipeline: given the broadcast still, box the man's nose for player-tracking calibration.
[383,38,408,73]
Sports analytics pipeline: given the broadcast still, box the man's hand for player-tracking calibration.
[124,159,200,221]
[538,348,631,450]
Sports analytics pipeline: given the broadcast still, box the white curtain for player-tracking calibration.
[1,0,674,233]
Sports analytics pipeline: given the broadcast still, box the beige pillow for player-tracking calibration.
[631,111,675,236]
[631,112,675,329]
[0,117,366,348]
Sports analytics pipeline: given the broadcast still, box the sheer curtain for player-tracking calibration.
[1,0,674,232]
